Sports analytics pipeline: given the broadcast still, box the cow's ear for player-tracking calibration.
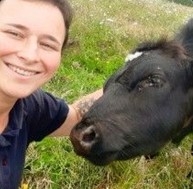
[174,18,193,58]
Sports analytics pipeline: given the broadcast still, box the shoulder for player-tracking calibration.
[23,89,67,109]
[22,89,70,141]
[22,89,69,120]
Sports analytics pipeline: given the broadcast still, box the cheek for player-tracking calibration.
[0,36,18,56]
[43,53,61,75]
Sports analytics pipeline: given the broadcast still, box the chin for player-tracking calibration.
[4,88,36,100]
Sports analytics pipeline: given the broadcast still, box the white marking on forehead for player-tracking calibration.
[125,51,143,62]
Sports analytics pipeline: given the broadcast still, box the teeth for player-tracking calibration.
[8,64,37,76]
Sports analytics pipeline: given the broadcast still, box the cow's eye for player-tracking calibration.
[136,75,164,92]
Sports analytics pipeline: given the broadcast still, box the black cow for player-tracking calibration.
[70,18,193,166]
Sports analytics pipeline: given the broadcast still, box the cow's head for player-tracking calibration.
[70,18,193,166]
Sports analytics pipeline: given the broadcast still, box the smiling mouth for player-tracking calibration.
[6,63,39,76]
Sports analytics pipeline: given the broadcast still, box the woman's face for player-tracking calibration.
[0,0,65,99]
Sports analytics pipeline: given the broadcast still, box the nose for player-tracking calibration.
[70,125,99,156]
[17,36,40,63]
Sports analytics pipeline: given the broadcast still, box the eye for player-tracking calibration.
[4,29,24,39]
[39,42,59,51]
[136,75,165,92]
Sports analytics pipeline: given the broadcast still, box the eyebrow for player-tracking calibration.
[6,23,61,45]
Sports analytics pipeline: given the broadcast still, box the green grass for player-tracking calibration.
[22,0,193,188]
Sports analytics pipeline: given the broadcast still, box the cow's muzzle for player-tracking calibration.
[70,125,99,156]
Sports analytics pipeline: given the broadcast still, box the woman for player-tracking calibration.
[0,0,102,188]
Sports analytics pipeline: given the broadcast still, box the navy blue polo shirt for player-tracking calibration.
[0,89,69,189]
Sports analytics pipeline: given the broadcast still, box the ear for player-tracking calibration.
[174,18,193,58]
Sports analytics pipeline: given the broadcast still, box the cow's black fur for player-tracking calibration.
[70,18,193,166]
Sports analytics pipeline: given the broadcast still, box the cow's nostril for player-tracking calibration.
[82,129,96,142]
[80,126,98,150]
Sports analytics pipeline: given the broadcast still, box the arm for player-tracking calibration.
[50,89,103,136]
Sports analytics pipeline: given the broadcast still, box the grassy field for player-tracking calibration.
[22,0,193,188]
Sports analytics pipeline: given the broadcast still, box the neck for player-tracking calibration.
[0,105,15,134]
[0,114,9,134]
[0,92,18,134]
